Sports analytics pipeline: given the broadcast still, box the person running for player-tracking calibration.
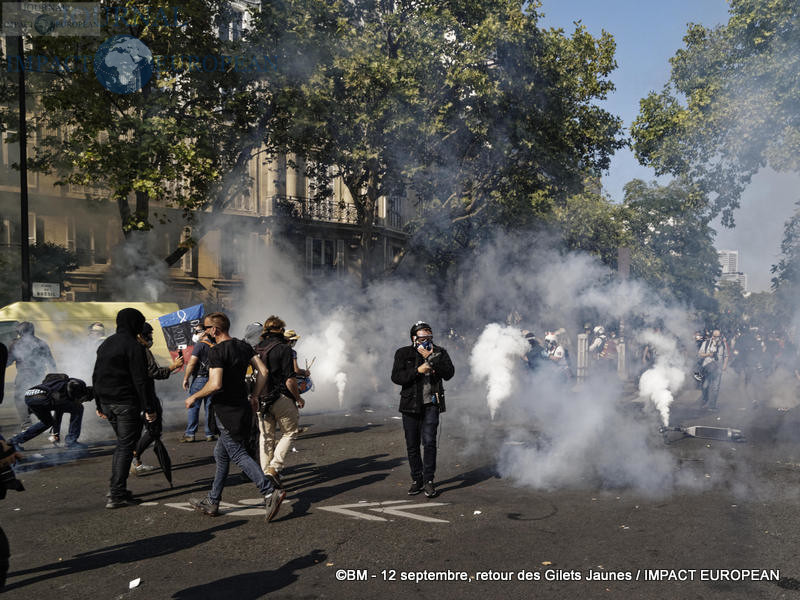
[186,312,285,521]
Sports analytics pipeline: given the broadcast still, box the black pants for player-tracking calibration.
[402,404,440,483]
[102,404,143,500]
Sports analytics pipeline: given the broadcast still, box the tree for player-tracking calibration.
[770,199,800,323]
[631,0,800,226]
[7,1,278,265]
[621,179,720,311]
[266,0,625,286]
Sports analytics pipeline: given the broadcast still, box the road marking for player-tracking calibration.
[369,502,449,523]
[317,501,407,521]
[164,500,272,516]
[317,500,449,523]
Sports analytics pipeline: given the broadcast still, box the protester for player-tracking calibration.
[181,323,216,442]
[522,331,547,371]
[391,321,455,498]
[186,312,285,521]
[93,308,157,509]
[8,375,91,451]
[6,322,57,428]
[698,329,728,410]
[254,316,304,488]
[130,323,183,474]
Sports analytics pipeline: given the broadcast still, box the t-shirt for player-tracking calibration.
[191,340,213,379]
[207,338,255,441]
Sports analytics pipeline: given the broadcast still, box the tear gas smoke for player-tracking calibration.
[637,330,687,427]
[105,232,169,301]
[469,324,529,419]
[334,372,348,408]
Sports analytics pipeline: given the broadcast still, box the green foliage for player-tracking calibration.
[771,199,800,322]
[29,242,78,282]
[265,0,624,283]
[4,1,277,258]
[622,179,720,310]
[631,0,800,226]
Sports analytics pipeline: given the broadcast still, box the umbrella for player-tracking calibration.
[145,418,173,488]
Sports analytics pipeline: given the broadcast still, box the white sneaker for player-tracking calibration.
[130,462,158,475]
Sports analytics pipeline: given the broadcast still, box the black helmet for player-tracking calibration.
[410,321,432,340]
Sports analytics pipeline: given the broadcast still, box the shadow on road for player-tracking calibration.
[171,549,327,599]
[435,465,497,496]
[4,520,248,592]
[278,453,405,521]
[296,424,383,441]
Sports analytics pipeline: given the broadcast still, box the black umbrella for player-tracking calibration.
[145,419,173,488]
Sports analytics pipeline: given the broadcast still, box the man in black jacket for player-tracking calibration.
[391,321,455,498]
[93,308,157,509]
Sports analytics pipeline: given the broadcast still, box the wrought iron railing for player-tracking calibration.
[272,194,405,231]
[272,195,359,225]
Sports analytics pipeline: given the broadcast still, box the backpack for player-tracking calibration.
[254,340,282,411]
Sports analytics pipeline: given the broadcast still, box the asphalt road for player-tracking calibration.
[2,380,800,600]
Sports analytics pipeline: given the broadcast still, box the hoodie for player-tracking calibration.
[92,308,155,413]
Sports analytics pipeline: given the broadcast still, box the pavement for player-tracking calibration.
[1,378,800,600]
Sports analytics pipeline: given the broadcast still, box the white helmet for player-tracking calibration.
[544,333,557,350]
[593,326,605,335]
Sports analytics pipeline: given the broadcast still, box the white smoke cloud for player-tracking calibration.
[637,330,687,427]
[469,324,529,419]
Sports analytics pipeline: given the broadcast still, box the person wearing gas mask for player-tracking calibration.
[93,308,158,509]
[130,323,183,474]
[391,321,455,498]
[7,374,92,451]
[180,323,216,443]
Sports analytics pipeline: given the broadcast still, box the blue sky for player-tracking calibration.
[538,0,797,292]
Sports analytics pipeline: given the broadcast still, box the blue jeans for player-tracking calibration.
[102,403,143,500]
[185,377,212,437]
[10,399,83,447]
[208,415,275,504]
[402,404,440,483]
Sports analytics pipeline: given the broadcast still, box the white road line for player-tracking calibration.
[369,502,449,523]
[317,500,410,521]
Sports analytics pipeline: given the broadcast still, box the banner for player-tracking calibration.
[158,304,204,364]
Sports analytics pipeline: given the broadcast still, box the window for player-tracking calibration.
[306,237,344,276]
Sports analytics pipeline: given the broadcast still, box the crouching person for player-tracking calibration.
[8,374,91,451]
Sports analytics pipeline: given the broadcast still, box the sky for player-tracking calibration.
[539,0,800,292]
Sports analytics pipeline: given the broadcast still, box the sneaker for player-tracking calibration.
[408,480,424,495]
[64,441,88,450]
[423,481,438,498]
[179,435,195,443]
[205,435,218,442]
[105,496,140,509]
[106,489,135,500]
[48,434,60,444]
[190,497,220,517]
[266,467,283,489]
[130,462,158,475]
[265,488,286,522]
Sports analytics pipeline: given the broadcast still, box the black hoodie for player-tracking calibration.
[92,308,155,413]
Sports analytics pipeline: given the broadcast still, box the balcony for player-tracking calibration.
[272,195,359,225]
[272,195,405,231]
